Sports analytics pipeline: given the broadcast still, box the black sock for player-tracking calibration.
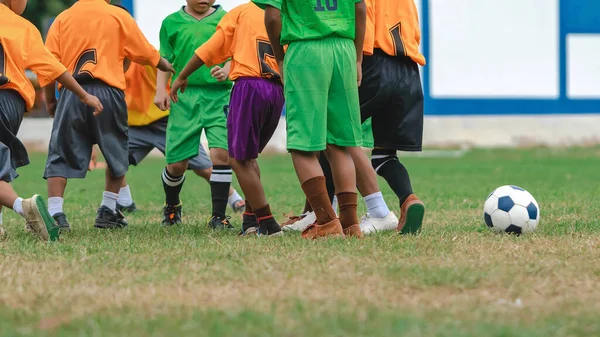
[371,149,413,205]
[318,151,335,203]
[210,165,232,218]
[162,167,185,205]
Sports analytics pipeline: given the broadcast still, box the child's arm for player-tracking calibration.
[43,74,104,117]
[169,55,206,103]
[354,0,367,86]
[264,6,285,81]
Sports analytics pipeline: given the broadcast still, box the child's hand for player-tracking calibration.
[81,94,104,116]
[154,90,170,111]
[157,57,175,74]
[88,147,98,172]
[46,101,57,118]
[170,77,188,103]
[211,65,229,82]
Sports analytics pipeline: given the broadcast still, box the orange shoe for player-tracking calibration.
[301,219,344,239]
[342,224,363,238]
[398,194,425,234]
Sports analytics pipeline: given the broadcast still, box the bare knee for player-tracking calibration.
[167,161,188,176]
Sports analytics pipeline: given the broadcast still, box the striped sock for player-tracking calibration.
[210,165,232,218]
[162,168,185,205]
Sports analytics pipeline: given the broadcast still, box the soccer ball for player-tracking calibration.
[483,185,540,235]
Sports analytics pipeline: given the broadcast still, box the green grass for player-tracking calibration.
[1,148,599,337]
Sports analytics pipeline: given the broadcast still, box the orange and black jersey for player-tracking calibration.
[0,5,67,110]
[195,2,280,81]
[45,0,160,90]
[364,0,425,65]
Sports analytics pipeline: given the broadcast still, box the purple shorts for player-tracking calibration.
[227,77,284,160]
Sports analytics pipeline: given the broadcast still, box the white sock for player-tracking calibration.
[228,189,242,206]
[364,192,390,218]
[332,196,339,215]
[101,191,119,212]
[0,211,3,225]
[117,185,133,206]
[48,197,64,217]
[12,197,24,217]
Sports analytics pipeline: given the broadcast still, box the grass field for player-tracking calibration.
[1,148,599,337]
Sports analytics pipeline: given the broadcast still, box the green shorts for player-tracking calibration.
[165,85,230,164]
[284,37,362,152]
[362,118,374,148]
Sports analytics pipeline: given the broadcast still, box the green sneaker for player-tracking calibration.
[22,195,60,241]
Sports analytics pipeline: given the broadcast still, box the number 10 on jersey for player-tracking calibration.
[314,0,338,11]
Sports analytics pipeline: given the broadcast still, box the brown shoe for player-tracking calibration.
[398,194,425,234]
[342,224,363,238]
[301,219,344,239]
[281,214,304,227]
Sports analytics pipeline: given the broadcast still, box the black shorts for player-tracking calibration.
[44,80,128,179]
[360,49,424,151]
[0,90,27,182]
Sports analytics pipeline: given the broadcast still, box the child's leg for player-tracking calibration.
[208,148,232,220]
[1,181,55,240]
[291,151,337,226]
[0,181,19,212]
[324,145,358,230]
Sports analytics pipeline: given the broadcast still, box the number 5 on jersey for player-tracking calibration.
[257,40,280,80]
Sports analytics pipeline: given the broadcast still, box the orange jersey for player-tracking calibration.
[125,63,169,126]
[364,0,426,66]
[195,2,280,81]
[0,5,67,110]
[45,0,161,91]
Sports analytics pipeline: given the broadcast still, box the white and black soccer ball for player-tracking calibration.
[483,185,540,235]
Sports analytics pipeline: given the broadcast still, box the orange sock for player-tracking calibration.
[301,177,336,225]
[337,192,358,229]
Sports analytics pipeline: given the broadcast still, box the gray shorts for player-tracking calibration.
[0,90,27,183]
[44,80,128,179]
[129,117,211,170]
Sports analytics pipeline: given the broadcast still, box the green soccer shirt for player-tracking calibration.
[159,5,232,87]
[252,0,359,45]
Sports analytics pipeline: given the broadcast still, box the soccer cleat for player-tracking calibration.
[117,201,137,213]
[282,211,316,232]
[52,212,71,233]
[301,219,344,239]
[257,216,283,237]
[22,195,59,241]
[398,194,425,234]
[359,212,399,235]
[230,199,246,213]
[342,224,364,238]
[162,204,182,227]
[94,206,128,229]
[239,226,258,236]
[208,215,234,230]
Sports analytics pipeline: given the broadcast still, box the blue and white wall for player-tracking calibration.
[25,0,598,150]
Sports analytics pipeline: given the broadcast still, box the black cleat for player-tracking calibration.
[52,212,71,233]
[117,201,137,213]
[162,204,182,226]
[94,206,128,229]
[208,215,234,230]
[257,216,283,237]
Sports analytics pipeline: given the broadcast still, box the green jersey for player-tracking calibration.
[159,5,233,87]
[252,0,359,45]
